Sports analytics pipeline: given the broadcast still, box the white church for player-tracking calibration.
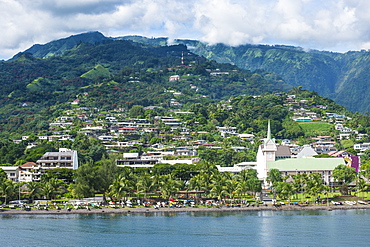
[218,121,347,186]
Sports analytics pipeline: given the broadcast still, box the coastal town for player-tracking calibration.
[1,88,369,213]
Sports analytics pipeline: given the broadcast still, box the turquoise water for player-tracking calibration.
[1,210,370,246]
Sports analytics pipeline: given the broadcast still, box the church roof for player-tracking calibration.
[267,158,345,171]
[276,145,291,156]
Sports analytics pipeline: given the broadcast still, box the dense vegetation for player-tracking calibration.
[2,32,370,206]
[121,35,370,113]
[0,37,290,139]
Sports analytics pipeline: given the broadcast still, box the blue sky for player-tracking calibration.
[1,0,370,60]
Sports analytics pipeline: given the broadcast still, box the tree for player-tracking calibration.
[0,169,7,180]
[0,179,16,204]
[332,165,357,195]
[158,174,182,199]
[42,168,74,184]
[72,164,99,199]
[291,173,308,198]
[210,183,226,201]
[109,171,135,201]
[275,182,294,200]
[356,177,367,198]
[40,183,54,200]
[129,105,144,118]
[171,163,198,182]
[247,177,262,197]
[88,145,107,163]
[95,159,119,202]
[26,181,41,203]
[267,169,282,198]
[224,179,238,200]
[47,178,64,200]
[137,174,155,199]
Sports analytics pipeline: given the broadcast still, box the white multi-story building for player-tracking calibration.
[36,148,79,170]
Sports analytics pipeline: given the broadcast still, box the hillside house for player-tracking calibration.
[36,148,79,171]
[18,162,36,182]
[354,143,370,152]
[118,127,138,135]
[169,75,180,81]
[238,133,255,141]
[0,166,19,182]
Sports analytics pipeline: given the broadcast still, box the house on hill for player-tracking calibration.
[36,148,79,170]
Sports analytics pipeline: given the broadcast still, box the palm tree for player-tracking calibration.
[26,182,41,203]
[188,174,204,191]
[267,169,282,198]
[305,173,328,201]
[210,183,226,201]
[356,177,367,198]
[40,183,54,200]
[47,178,63,200]
[158,174,183,199]
[275,182,294,200]
[223,180,238,201]
[291,173,306,199]
[236,180,249,199]
[0,179,16,205]
[247,177,262,198]
[109,173,134,201]
[137,174,155,200]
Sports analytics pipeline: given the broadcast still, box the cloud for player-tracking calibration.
[2,0,370,59]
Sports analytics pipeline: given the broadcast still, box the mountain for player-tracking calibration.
[179,42,370,113]
[12,31,109,59]
[0,36,290,138]
[118,35,370,113]
[14,32,370,112]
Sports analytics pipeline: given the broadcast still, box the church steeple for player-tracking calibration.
[267,119,271,140]
[262,119,277,161]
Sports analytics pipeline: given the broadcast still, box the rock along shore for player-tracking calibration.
[1,204,370,216]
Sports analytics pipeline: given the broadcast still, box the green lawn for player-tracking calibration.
[299,122,332,135]
[341,140,354,149]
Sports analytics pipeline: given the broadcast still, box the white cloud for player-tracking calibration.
[2,0,370,59]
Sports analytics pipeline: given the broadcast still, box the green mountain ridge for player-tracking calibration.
[118,35,370,113]
[0,37,289,138]
[16,31,370,113]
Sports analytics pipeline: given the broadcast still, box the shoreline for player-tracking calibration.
[1,204,370,215]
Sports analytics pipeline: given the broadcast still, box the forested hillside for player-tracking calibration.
[0,37,289,138]
[120,35,370,113]
[18,31,370,112]
[181,42,370,113]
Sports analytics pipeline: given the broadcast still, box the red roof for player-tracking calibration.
[20,162,36,168]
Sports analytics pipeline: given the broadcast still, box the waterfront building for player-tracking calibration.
[217,121,354,187]
[256,121,348,186]
[36,148,79,170]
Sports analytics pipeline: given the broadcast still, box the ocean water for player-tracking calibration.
[1,209,370,246]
